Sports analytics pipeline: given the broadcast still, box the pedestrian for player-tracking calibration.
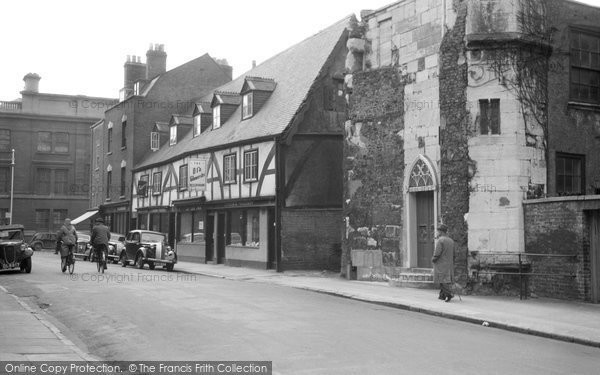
[91,217,110,270]
[432,223,455,302]
[56,218,77,270]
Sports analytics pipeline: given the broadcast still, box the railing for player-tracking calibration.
[0,101,22,112]
[469,251,578,300]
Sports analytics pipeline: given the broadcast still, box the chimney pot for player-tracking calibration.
[23,73,41,93]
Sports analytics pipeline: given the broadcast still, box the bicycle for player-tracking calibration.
[94,244,107,273]
[61,246,75,275]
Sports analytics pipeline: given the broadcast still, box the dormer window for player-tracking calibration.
[134,82,141,96]
[193,114,201,137]
[213,106,221,129]
[169,126,177,146]
[151,132,159,151]
[242,93,253,119]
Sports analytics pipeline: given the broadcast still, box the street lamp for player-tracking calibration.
[9,149,14,225]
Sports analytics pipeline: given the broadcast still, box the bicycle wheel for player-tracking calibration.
[61,257,66,273]
[68,254,75,274]
[97,253,102,273]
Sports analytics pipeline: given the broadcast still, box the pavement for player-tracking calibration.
[1,257,599,362]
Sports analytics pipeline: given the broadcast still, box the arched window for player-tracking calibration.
[408,159,434,191]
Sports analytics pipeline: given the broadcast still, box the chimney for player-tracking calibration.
[23,73,41,93]
[146,43,167,80]
[124,55,146,90]
[215,58,233,81]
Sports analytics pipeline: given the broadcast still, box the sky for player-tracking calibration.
[1,0,599,101]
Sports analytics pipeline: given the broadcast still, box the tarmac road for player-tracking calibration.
[1,251,599,375]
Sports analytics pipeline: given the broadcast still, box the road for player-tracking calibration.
[1,251,599,374]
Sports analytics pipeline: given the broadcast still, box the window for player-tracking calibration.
[54,132,69,153]
[0,167,9,193]
[223,154,237,184]
[229,208,260,247]
[242,93,253,119]
[179,164,188,191]
[193,115,201,137]
[121,120,127,148]
[37,132,52,152]
[52,209,68,230]
[152,172,162,195]
[169,126,177,146]
[138,174,149,197]
[120,167,126,197]
[106,170,112,199]
[244,150,258,182]
[556,153,585,196]
[134,82,141,96]
[36,168,51,194]
[151,132,159,150]
[35,209,50,230]
[570,30,600,104]
[54,169,68,195]
[0,129,10,151]
[479,99,501,135]
[213,106,221,129]
[107,128,113,153]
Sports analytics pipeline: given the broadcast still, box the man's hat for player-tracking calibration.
[95,217,104,223]
[438,224,448,232]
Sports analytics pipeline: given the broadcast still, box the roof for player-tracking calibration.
[170,114,193,126]
[193,102,212,115]
[211,91,242,107]
[154,122,169,133]
[0,224,24,230]
[135,15,350,170]
[241,77,277,93]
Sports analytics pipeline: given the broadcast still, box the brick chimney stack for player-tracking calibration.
[124,55,146,90]
[23,73,41,93]
[146,43,167,80]
[215,58,233,81]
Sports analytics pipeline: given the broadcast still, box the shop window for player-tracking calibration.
[556,153,585,196]
[228,209,260,247]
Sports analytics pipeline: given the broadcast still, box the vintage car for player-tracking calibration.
[73,232,92,260]
[0,225,33,273]
[120,230,176,271]
[107,233,126,264]
[29,231,57,251]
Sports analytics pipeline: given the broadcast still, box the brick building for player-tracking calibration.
[131,17,349,270]
[343,0,600,302]
[84,45,232,235]
[0,73,114,236]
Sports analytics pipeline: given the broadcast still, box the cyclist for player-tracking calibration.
[57,218,77,272]
[91,217,111,270]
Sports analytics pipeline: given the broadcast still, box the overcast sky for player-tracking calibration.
[1,0,599,100]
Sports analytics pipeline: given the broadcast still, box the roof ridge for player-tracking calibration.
[244,76,275,82]
[214,90,239,96]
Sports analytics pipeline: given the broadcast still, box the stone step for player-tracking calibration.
[389,279,435,289]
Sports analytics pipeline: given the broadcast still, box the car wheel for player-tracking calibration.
[148,262,155,270]
[166,263,174,272]
[24,258,32,273]
[136,254,144,269]
[34,243,42,251]
[120,253,128,267]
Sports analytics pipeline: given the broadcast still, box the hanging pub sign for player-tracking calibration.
[189,158,208,191]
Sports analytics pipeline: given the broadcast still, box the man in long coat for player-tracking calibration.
[432,224,455,302]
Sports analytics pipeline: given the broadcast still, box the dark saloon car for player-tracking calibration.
[29,232,57,251]
[120,230,176,271]
[107,233,126,264]
[0,225,33,273]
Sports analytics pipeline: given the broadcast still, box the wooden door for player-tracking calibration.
[591,210,600,303]
[205,213,214,262]
[216,212,226,264]
[267,208,276,269]
[416,191,434,268]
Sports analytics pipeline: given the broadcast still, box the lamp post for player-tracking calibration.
[9,149,14,225]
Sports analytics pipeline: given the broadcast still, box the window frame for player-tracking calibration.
[223,153,237,184]
[150,132,159,150]
[242,92,254,119]
[54,169,69,195]
[54,132,69,153]
[36,168,51,195]
[138,174,149,197]
[570,28,600,105]
[213,105,221,129]
[152,171,162,195]
[479,99,501,135]
[169,126,177,146]
[106,170,112,199]
[243,149,259,182]
[193,115,201,137]
[37,132,52,153]
[555,152,585,196]
[0,129,11,151]
[179,164,188,191]
[0,167,10,193]
[121,120,127,149]
[120,167,127,197]
[107,127,113,153]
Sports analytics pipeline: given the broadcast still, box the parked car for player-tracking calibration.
[73,231,92,260]
[120,230,176,271]
[107,233,126,264]
[0,224,33,273]
[29,232,57,251]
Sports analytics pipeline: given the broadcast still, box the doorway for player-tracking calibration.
[205,214,214,262]
[591,210,600,303]
[416,191,434,268]
[267,208,276,269]
[215,212,226,264]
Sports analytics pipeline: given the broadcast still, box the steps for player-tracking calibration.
[388,268,435,289]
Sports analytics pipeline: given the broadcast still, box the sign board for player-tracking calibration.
[189,158,208,191]
[5,212,11,219]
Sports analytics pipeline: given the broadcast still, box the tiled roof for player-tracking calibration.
[194,102,212,115]
[211,91,241,107]
[135,15,350,170]
[170,114,193,126]
[153,122,169,133]
[242,76,277,93]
